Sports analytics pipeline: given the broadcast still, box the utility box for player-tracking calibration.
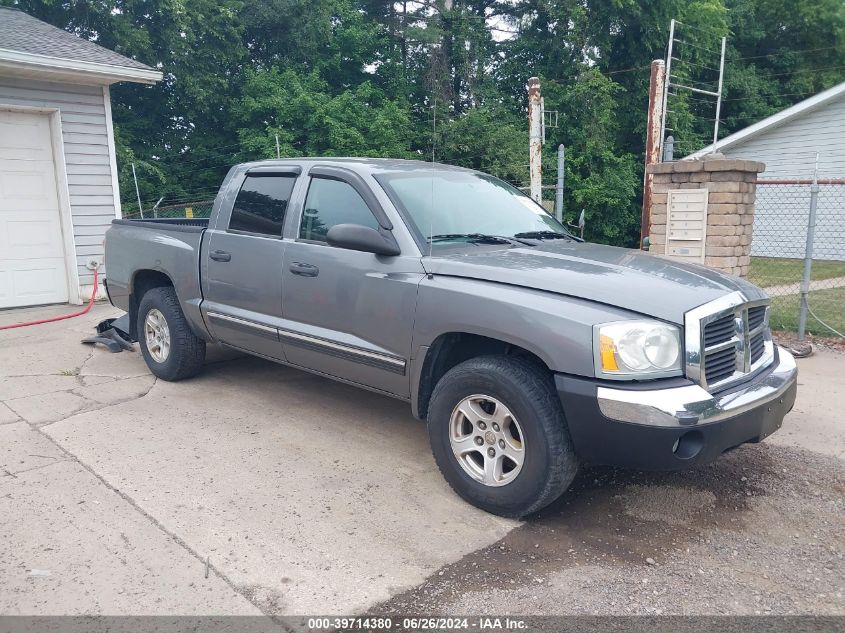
[665,189,708,262]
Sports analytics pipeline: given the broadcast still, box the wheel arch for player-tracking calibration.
[128,269,175,339]
[412,331,553,420]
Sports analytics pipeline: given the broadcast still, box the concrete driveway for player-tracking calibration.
[0,303,513,615]
[1,302,842,616]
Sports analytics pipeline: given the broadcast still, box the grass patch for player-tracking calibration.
[769,288,845,337]
[748,257,845,288]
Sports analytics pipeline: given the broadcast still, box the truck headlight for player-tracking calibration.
[593,321,682,379]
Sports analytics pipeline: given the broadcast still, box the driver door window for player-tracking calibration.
[299,177,379,242]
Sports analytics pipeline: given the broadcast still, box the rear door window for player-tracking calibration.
[299,177,379,242]
[228,174,297,237]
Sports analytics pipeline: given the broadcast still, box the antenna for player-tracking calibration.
[428,214,434,259]
[659,19,727,157]
[431,96,436,163]
[429,150,434,259]
[429,96,436,260]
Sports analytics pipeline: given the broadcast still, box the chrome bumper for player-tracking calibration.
[596,346,797,428]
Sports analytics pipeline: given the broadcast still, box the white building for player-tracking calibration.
[689,82,845,260]
[0,7,161,309]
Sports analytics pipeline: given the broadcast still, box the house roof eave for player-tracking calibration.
[687,80,845,158]
[0,48,162,85]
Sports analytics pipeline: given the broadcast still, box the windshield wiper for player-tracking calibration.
[427,233,521,245]
[512,230,576,241]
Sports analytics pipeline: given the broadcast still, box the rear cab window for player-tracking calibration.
[228,174,297,237]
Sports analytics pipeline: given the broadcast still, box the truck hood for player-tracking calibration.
[424,241,766,324]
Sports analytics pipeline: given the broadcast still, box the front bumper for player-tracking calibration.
[556,346,798,470]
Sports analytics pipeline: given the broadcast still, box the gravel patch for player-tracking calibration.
[378,443,844,616]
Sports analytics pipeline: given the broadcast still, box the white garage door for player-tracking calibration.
[0,110,69,308]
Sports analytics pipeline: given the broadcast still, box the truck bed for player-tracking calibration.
[104,217,208,334]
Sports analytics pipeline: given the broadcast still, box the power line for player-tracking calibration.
[736,45,845,61]
[606,64,653,75]
[393,9,519,35]
[668,91,716,104]
[141,140,249,163]
[722,90,826,102]
[669,74,719,91]
[135,137,293,169]
[673,38,721,57]
[752,63,845,80]
[145,145,264,168]
[673,20,728,39]
[671,57,721,73]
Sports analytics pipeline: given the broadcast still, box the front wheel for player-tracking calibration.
[427,355,578,517]
[137,286,206,381]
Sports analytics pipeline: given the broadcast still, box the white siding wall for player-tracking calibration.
[719,96,845,180]
[0,76,117,291]
[719,96,845,261]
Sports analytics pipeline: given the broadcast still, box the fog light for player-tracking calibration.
[672,430,704,460]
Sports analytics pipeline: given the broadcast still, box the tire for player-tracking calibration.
[427,355,578,518]
[137,286,206,381]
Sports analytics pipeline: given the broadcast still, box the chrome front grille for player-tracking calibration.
[703,313,734,348]
[748,305,767,365]
[685,292,775,392]
[704,345,737,385]
[748,305,767,331]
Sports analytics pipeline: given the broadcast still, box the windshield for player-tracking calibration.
[376,171,572,246]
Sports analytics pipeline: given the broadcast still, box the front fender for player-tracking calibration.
[412,275,642,377]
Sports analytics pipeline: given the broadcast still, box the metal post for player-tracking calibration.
[131,162,144,219]
[662,135,675,162]
[641,59,666,247]
[528,77,543,203]
[712,36,727,151]
[554,144,565,223]
[658,19,676,161]
[797,159,820,341]
[275,134,280,159]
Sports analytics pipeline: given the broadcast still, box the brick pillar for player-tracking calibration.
[645,156,765,278]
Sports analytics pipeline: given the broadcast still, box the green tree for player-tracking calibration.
[234,67,415,158]
[4,0,845,242]
[720,0,845,135]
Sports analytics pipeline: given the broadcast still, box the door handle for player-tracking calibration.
[289,262,319,277]
[210,250,231,262]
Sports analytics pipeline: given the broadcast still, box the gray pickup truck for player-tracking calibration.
[104,158,797,517]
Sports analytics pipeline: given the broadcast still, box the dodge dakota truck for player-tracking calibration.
[103,158,798,517]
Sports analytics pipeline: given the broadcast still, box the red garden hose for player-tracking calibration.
[0,267,99,331]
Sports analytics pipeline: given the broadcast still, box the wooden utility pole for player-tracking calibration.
[640,59,666,248]
[527,77,543,204]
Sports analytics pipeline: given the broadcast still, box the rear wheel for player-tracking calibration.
[427,355,578,517]
[137,286,205,381]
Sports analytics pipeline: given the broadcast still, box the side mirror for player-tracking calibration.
[326,224,400,256]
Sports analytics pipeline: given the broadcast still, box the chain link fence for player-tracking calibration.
[122,200,215,221]
[751,181,845,339]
